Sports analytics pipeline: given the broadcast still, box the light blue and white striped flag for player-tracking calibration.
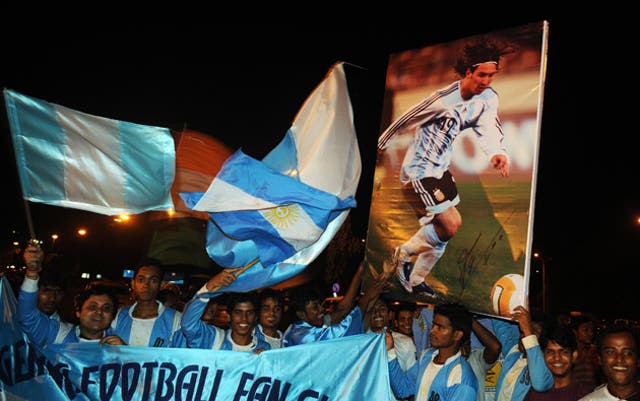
[4,89,175,215]
[181,62,361,292]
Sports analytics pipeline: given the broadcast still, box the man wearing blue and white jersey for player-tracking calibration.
[20,272,126,345]
[386,302,478,400]
[18,241,73,346]
[493,306,553,401]
[111,259,185,347]
[256,288,285,349]
[181,269,270,353]
[368,297,417,401]
[378,41,511,296]
[283,261,387,347]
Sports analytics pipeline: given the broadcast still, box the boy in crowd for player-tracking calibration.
[524,323,592,400]
[256,288,285,349]
[111,259,184,347]
[181,268,269,353]
[386,302,478,400]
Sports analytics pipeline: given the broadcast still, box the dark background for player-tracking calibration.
[2,13,638,320]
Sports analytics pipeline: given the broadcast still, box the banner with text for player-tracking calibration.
[37,333,392,401]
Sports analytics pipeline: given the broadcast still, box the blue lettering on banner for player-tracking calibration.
[78,362,225,401]
[234,372,293,401]
[0,339,48,385]
[298,389,329,401]
[48,361,80,398]
[156,362,177,400]
[233,372,330,401]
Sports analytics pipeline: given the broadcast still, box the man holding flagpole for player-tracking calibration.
[19,254,127,345]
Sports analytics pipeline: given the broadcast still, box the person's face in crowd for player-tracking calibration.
[76,294,115,339]
[131,265,162,302]
[230,301,257,339]
[302,299,325,327]
[259,297,282,331]
[162,291,179,309]
[599,331,639,387]
[429,313,459,349]
[465,62,498,96]
[201,299,218,325]
[23,243,43,269]
[576,321,595,345]
[369,299,389,332]
[38,284,64,316]
[543,340,577,378]
[396,310,413,336]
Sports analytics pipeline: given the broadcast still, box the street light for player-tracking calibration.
[533,252,548,313]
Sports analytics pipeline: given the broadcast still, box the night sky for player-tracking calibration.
[2,14,638,320]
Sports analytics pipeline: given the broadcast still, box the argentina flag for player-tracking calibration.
[181,62,361,292]
[4,89,175,215]
[182,150,356,266]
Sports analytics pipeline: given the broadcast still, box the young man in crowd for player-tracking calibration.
[19,240,73,346]
[386,302,478,400]
[368,297,417,401]
[20,277,125,345]
[395,302,417,340]
[256,288,285,349]
[283,261,388,347]
[524,323,592,400]
[181,269,269,353]
[571,315,601,388]
[111,258,185,347]
[579,324,640,401]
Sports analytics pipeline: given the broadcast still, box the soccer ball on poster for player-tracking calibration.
[490,273,525,317]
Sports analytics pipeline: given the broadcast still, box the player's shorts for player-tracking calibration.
[402,170,460,215]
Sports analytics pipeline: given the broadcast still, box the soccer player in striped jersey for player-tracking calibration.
[378,40,511,296]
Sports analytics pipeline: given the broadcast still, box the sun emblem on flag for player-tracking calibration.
[263,204,301,229]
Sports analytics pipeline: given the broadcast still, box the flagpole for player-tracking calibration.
[209,258,260,292]
[23,199,36,239]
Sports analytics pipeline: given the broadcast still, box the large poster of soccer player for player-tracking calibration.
[365,21,549,318]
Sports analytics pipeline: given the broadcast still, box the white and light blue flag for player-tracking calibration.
[181,62,361,292]
[4,89,175,215]
[181,150,356,266]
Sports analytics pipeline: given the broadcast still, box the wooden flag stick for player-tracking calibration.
[24,199,36,240]
[209,258,260,292]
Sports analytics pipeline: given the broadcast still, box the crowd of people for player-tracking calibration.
[5,240,640,401]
